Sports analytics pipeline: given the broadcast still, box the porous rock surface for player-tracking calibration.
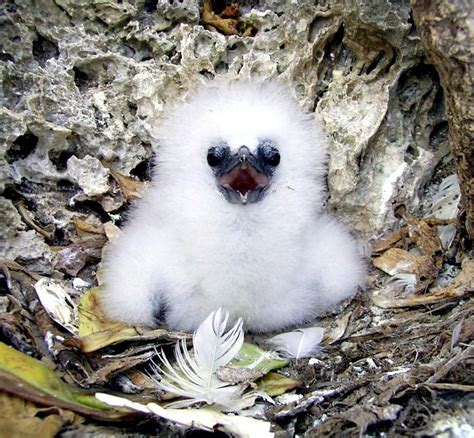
[1,0,452,270]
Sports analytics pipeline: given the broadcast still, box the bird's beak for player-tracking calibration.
[218,146,270,204]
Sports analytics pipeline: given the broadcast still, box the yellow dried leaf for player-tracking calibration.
[74,287,185,352]
[76,287,140,352]
[257,372,301,397]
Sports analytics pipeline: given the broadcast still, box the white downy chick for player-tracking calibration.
[101,80,365,332]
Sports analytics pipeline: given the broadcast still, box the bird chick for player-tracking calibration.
[101,80,365,332]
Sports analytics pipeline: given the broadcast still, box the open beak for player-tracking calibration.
[218,147,270,204]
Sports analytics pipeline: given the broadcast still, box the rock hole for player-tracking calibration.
[215,61,228,73]
[365,51,385,75]
[211,0,227,14]
[404,145,419,164]
[199,69,215,79]
[397,63,440,113]
[382,50,397,75]
[128,102,138,116]
[313,24,346,108]
[407,10,417,37]
[0,275,9,296]
[57,179,76,192]
[429,121,449,150]
[51,228,67,246]
[144,0,158,13]
[1,185,24,203]
[130,155,154,182]
[6,131,38,163]
[72,199,111,223]
[0,53,14,62]
[32,34,59,66]
[428,86,445,119]
[73,67,91,92]
[49,150,75,172]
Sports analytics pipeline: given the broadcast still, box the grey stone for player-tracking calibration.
[0,0,452,270]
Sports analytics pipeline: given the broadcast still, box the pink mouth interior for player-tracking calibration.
[219,164,269,195]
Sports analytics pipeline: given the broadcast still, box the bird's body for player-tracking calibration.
[102,80,365,332]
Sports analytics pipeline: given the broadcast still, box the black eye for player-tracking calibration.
[207,147,226,167]
[263,148,280,167]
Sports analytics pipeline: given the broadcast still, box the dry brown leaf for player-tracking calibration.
[67,287,189,353]
[324,311,351,344]
[339,404,402,432]
[376,371,416,403]
[101,160,145,201]
[400,209,444,286]
[257,372,302,397]
[372,259,473,308]
[371,228,409,253]
[221,3,240,19]
[86,351,156,385]
[403,211,443,258]
[373,248,422,275]
[124,369,158,390]
[0,392,79,438]
[202,0,240,36]
[53,243,103,277]
[73,217,105,235]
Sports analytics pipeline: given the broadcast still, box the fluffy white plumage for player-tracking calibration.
[101,79,365,332]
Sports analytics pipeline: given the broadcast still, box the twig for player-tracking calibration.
[425,346,473,384]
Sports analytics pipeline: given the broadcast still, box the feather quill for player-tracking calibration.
[151,308,256,411]
[267,327,325,359]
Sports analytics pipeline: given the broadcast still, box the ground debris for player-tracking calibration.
[1,238,472,436]
[0,204,472,436]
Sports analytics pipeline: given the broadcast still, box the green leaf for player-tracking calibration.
[0,342,132,420]
[231,343,288,372]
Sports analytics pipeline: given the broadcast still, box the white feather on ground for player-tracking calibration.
[151,308,257,411]
[267,327,325,359]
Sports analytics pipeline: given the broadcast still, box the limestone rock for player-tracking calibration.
[66,155,110,197]
[0,0,458,266]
